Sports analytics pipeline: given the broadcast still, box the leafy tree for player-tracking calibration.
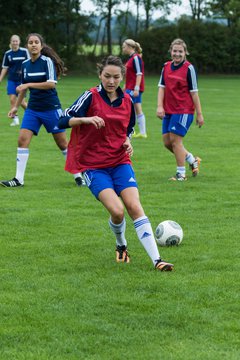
[206,0,240,26]
[188,0,208,20]
[141,0,180,30]
[0,0,94,66]
[92,0,121,54]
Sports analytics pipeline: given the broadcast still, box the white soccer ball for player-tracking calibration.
[155,220,183,246]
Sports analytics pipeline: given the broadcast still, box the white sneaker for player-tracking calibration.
[10,116,19,126]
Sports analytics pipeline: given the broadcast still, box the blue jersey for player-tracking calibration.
[2,47,30,82]
[22,55,61,111]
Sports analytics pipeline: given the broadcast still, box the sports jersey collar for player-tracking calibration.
[99,83,124,107]
[128,52,136,59]
[171,60,185,70]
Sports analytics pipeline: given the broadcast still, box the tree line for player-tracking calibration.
[0,0,240,74]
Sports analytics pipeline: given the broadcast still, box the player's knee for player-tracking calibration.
[163,137,172,150]
[111,204,125,223]
[55,137,68,150]
[164,141,172,150]
[127,201,143,220]
[18,135,30,148]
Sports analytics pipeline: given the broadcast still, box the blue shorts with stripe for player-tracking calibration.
[83,164,138,199]
[125,89,143,104]
[7,80,21,95]
[21,108,65,135]
[162,113,194,137]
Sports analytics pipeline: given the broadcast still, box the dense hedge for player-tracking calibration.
[138,19,240,74]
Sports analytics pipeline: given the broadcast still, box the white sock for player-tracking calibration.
[185,152,195,165]
[137,113,146,135]
[16,148,29,184]
[14,116,19,124]
[177,166,186,176]
[109,218,127,247]
[134,215,160,265]
[62,149,67,159]
[73,173,82,179]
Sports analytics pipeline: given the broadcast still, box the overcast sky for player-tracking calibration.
[81,0,191,20]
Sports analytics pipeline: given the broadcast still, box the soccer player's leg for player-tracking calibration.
[117,165,173,270]
[0,115,36,188]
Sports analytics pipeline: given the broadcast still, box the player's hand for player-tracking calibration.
[133,89,139,98]
[88,116,105,129]
[8,107,18,118]
[156,106,165,119]
[196,114,204,128]
[123,137,133,156]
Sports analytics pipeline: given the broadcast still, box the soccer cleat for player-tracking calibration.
[155,259,174,271]
[0,177,23,187]
[190,157,201,177]
[75,176,83,186]
[75,174,86,186]
[132,132,147,139]
[169,172,187,181]
[116,245,130,263]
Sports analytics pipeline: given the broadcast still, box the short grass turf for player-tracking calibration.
[0,75,239,359]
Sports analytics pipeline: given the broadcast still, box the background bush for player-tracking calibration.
[139,19,240,74]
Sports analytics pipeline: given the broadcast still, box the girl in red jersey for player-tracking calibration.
[58,55,173,271]
[122,39,147,138]
[157,38,204,181]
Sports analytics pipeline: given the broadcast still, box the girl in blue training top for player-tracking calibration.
[0,33,82,188]
[0,34,30,126]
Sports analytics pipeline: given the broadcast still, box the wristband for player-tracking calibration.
[134,85,140,91]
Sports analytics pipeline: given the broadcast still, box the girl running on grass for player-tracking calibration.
[0,34,30,126]
[0,33,82,188]
[157,38,204,181]
[58,55,173,271]
[122,39,147,138]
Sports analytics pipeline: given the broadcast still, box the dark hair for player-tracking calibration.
[26,33,66,78]
[26,32,44,45]
[97,55,125,77]
[41,45,66,78]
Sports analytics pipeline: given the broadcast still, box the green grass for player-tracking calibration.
[0,75,240,359]
[79,44,121,56]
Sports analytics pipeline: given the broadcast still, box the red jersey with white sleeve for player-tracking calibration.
[125,54,145,92]
[65,86,133,173]
[159,60,197,114]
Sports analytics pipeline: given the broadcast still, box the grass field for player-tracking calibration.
[0,75,239,359]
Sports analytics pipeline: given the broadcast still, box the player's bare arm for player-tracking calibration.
[156,87,165,119]
[191,91,204,128]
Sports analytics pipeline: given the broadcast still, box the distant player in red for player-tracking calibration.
[58,55,173,271]
[157,38,204,181]
[122,39,147,138]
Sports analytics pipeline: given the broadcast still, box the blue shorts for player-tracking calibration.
[125,89,143,104]
[7,80,21,95]
[83,164,138,199]
[162,114,194,137]
[21,108,65,135]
